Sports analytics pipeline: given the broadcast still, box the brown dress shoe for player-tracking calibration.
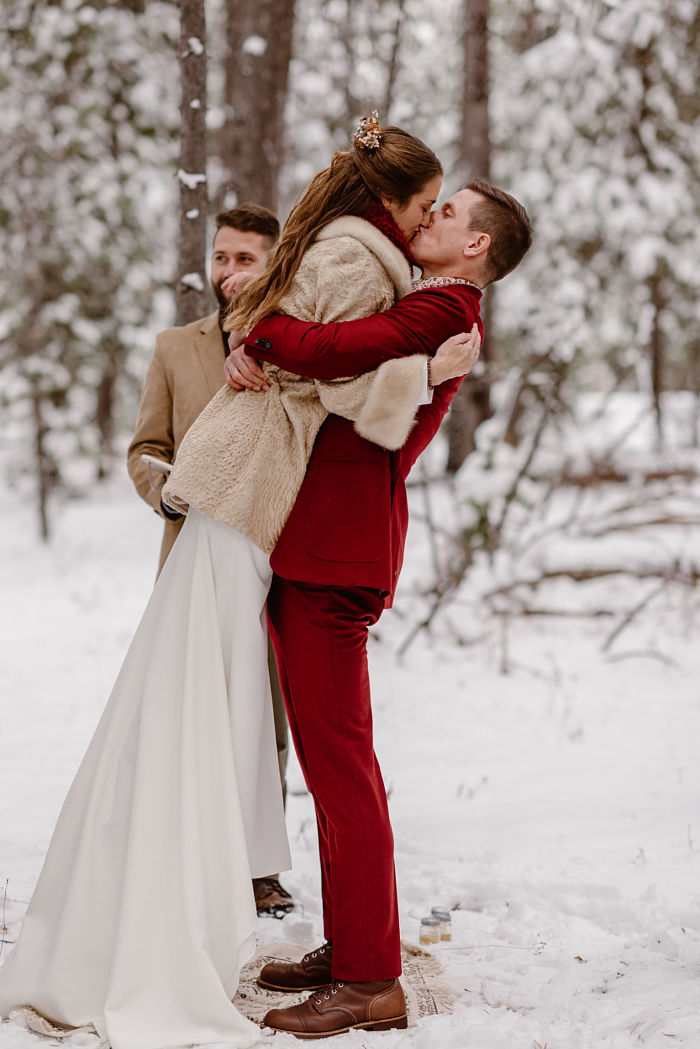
[257,942,333,992]
[252,876,295,917]
[263,978,407,1038]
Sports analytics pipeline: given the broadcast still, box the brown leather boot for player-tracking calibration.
[263,979,407,1038]
[257,942,333,992]
[252,876,295,917]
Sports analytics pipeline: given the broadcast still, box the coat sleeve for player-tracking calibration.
[126,336,174,516]
[313,354,429,451]
[396,298,484,475]
[398,375,463,479]
[245,288,477,379]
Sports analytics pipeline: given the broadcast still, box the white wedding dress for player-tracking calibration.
[0,509,291,1049]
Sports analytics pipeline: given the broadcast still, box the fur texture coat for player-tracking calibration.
[162,216,429,554]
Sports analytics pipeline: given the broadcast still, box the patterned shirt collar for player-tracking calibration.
[411,275,482,292]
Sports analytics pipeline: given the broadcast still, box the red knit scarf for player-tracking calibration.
[362,202,415,268]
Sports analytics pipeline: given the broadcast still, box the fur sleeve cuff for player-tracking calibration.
[354,355,428,450]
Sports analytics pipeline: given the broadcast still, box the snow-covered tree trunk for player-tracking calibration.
[648,273,665,450]
[95,338,126,480]
[447,0,493,474]
[177,0,208,326]
[459,0,490,180]
[30,382,52,543]
[381,0,407,120]
[219,0,296,211]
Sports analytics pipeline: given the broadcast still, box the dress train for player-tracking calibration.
[0,509,290,1049]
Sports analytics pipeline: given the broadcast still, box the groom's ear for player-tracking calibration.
[462,231,490,259]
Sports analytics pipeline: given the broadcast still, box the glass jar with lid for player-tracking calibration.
[430,907,452,941]
[419,916,441,945]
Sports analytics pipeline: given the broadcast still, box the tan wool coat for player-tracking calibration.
[127,311,226,571]
[162,217,429,554]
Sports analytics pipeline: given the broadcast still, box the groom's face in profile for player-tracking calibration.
[411,188,480,271]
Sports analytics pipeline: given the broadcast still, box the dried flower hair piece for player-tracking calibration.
[353,110,382,151]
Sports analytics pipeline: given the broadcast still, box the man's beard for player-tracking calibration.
[212,280,230,311]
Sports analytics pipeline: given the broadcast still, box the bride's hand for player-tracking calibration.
[220,271,255,299]
[430,324,481,386]
[225,339,271,391]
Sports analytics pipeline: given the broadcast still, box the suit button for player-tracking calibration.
[255,336,273,349]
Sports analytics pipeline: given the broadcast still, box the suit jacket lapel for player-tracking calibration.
[195,311,227,399]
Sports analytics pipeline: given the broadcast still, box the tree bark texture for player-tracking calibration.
[31,382,51,543]
[458,0,490,181]
[177,0,208,327]
[95,340,126,480]
[220,0,296,212]
[648,274,665,450]
[447,0,493,474]
[382,0,407,121]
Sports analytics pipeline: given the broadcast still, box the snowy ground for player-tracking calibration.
[1,469,699,1049]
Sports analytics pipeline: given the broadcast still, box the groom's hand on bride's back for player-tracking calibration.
[224,339,271,391]
[430,324,481,386]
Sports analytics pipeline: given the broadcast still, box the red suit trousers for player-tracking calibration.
[266,576,401,980]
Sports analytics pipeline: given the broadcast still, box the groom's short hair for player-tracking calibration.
[214,204,280,248]
[466,178,532,283]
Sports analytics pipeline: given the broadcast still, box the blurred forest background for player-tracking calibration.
[1,0,698,646]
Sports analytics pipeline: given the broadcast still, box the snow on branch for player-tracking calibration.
[180,272,204,292]
[177,169,207,190]
[397,388,700,663]
[242,36,267,57]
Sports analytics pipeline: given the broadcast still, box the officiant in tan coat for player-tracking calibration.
[127,202,294,916]
[128,204,280,571]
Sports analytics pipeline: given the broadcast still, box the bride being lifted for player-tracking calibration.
[0,113,479,1049]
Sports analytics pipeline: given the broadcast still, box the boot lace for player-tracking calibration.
[313,979,344,1005]
[303,941,332,964]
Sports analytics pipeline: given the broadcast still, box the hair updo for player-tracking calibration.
[226,120,442,334]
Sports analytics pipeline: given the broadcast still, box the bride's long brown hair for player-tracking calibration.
[225,125,442,334]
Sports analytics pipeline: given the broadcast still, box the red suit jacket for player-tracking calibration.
[245,284,483,601]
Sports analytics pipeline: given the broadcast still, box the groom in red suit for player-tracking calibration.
[227,179,532,1038]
